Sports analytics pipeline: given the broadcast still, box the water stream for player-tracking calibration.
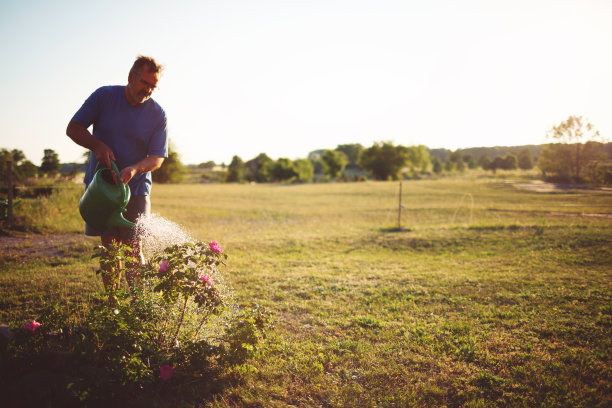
[133,213,194,258]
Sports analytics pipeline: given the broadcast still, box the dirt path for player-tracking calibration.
[508,179,612,193]
[0,233,96,263]
[488,208,612,219]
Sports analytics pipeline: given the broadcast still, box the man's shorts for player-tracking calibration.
[85,195,150,241]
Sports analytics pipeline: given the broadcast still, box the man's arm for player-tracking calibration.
[120,155,165,185]
[66,120,116,170]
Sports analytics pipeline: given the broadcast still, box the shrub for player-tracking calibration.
[1,241,271,405]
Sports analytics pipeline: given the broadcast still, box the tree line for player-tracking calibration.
[538,116,612,184]
[196,115,610,184]
[1,115,611,187]
[0,143,538,185]
[0,148,61,183]
[219,143,431,183]
[213,142,543,185]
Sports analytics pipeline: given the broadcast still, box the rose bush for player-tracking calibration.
[23,320,41,333]
[1,241,271,404]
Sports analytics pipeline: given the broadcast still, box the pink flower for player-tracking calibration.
[158,260,168,273]
[24,320,41,333]
[208,241,223,254]
[200,275,213,286]
[160,364,175,380]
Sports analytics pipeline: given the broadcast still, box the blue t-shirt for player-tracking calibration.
[72,85,168,195]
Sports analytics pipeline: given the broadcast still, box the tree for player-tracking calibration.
[294,158,314,183]
[478,155,491,170]
[18,160,38,179]
[539,141,606,182]
[82,150,91,166]
[310,158,324,176]
[0,149,38,182]
[358,142,408,180]
[444,159,454,173]
[446,149,475,171]
[455,159,466,173]
[490,156,505,174]
[245,153,272,182]
[153,145,186,183]
[503,153,518,170]
[448,150,463,164]
[264,158,298,182]
[307,150,325,161]
[518,149,534,170]
[404,145,430,174]
[335,144,363,169]
[225,155,245,183]
[39,149,60,177]
[431,157,443,174]
[198,161,216,169]
[321,149,347,179]
[428,148,451,163]
[583,159,612,185]
[549,115,601,144]
[10,149,26,165]
[465,154,478,169]
[539,115,605,181]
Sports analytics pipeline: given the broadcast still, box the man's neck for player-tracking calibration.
[124,86,139,106]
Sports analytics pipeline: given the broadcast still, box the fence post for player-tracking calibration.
[6,160,14,226]
[397,181,402,230]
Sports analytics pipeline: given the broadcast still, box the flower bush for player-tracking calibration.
[23,320,41,333]
[1,241,271,404]
[159,364,175,380]
[208,241,223,254]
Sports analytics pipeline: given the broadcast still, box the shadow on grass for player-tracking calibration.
[0,361,236,408]
[360,223,595,254]
[380,226,412,233]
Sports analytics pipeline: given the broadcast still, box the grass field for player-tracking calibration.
[1,174,611,407]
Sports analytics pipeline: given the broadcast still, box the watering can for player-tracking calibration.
[78,160,135,231]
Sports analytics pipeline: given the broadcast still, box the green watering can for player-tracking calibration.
[79,160,135,231]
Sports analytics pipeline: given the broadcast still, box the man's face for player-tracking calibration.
[126,68,160,105]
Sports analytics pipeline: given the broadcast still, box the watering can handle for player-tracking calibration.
[109,160,128,205]
[109,160,122,182]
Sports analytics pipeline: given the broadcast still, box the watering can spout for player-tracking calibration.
[107,209,136,229]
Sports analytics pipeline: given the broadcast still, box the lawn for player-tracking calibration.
[1,175,611,407]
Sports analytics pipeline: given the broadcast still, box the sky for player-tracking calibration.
[1,0,611,166]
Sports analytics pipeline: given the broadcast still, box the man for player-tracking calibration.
[67,55,168,293]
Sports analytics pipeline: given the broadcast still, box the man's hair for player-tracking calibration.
[130,55,163,76]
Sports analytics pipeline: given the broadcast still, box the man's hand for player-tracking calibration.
[93,145,117,174]
[94,145,119,184]
[119,156,165,186]
[120,166,138,185]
